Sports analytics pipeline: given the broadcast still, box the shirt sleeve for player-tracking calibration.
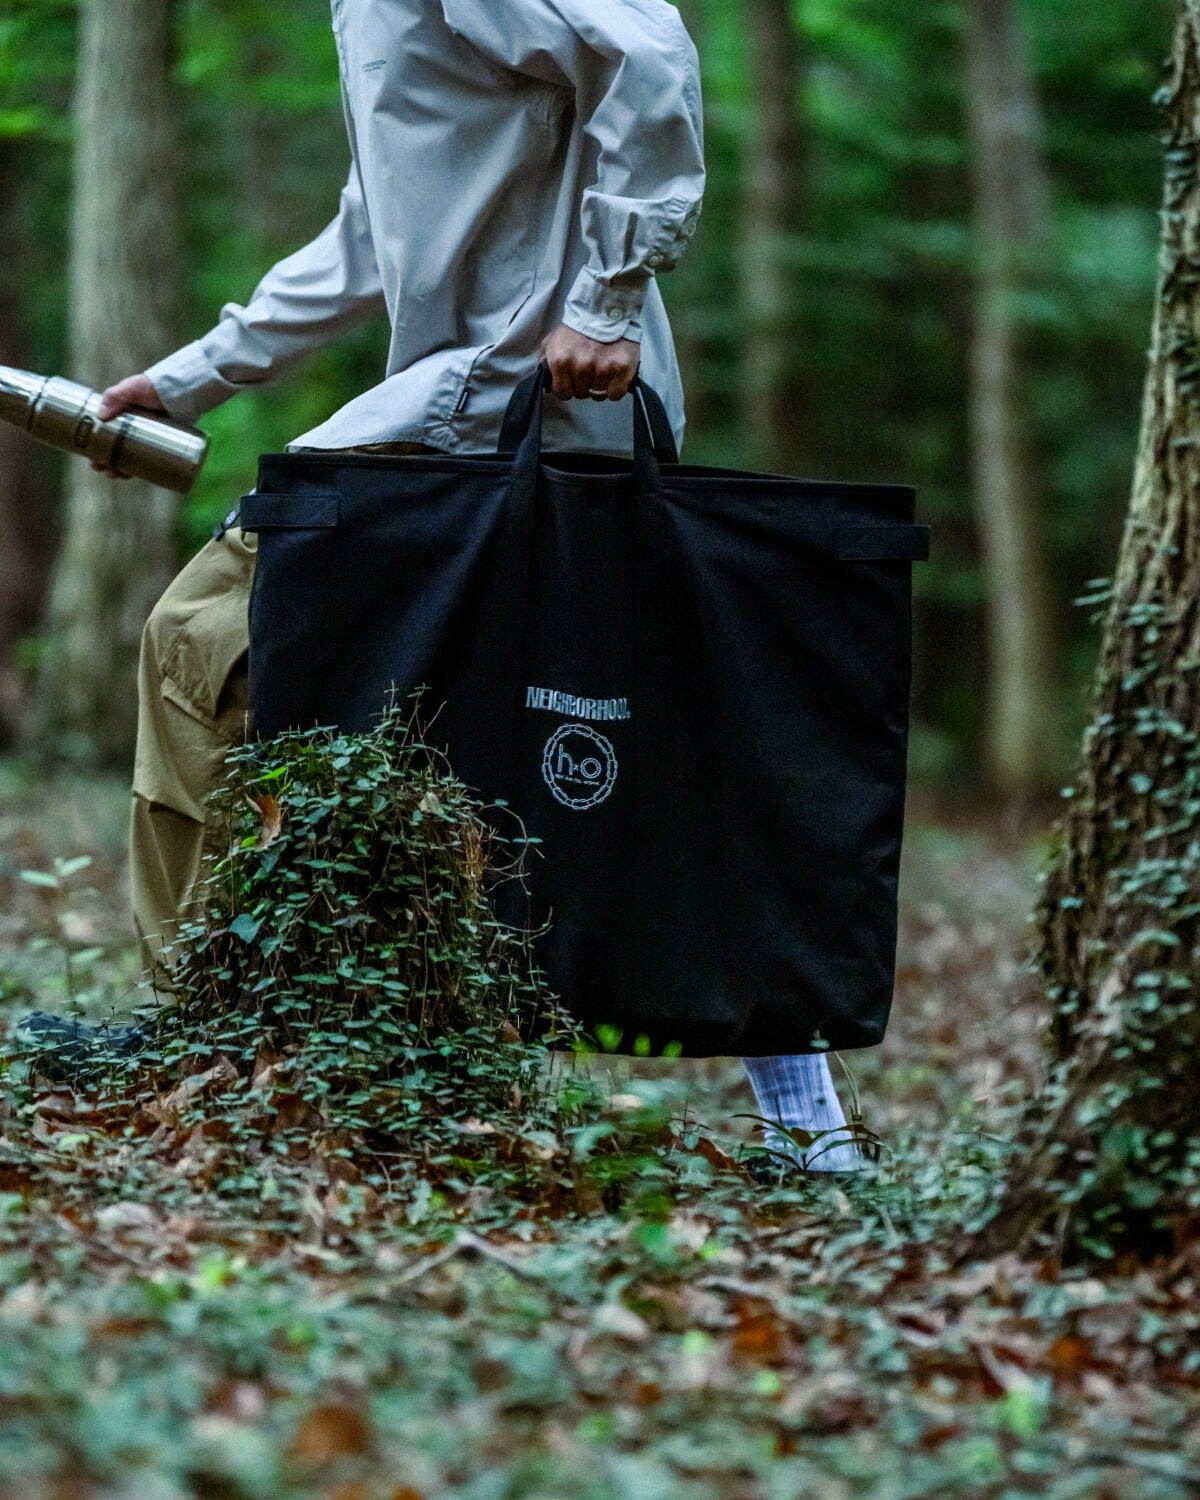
[440,0,705,344]
[144,167,386,425]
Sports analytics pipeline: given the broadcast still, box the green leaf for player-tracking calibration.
[227,912,263,943]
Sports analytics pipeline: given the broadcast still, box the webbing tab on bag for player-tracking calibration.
[239,493,340,531]
[832,524,930,561]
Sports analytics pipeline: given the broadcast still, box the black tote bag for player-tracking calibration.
[239,367,928,1057]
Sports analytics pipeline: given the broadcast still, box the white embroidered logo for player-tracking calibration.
[541,723,618,810]
[525,685,630,722]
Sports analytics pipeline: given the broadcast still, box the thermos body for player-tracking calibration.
[0,366,208,494]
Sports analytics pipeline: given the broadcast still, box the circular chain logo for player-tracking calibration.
[541,723,619,810]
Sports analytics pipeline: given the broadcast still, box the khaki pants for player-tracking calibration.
[131,441,439,986]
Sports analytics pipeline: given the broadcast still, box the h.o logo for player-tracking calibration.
[541,723,618,810]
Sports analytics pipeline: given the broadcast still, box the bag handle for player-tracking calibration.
[497,362,680,468]
[494,362,673,848]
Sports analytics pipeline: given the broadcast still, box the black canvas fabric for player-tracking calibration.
[239,367,928,1057]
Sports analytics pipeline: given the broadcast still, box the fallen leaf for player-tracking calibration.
[1047,1332,1098,1378]
[247,792,283,848]
[591,1301,651,1342]
[324,1484,370,1500]
[34,1093,82,1118]
[517,1130,558,1162]
[731,1301,789,1366]
[95,1201,160,1235]
[290,1401,371,1466]
[145,1055,239,1128]
[670,1132,740,1171]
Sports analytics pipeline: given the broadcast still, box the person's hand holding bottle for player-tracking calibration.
[90,373,166,478]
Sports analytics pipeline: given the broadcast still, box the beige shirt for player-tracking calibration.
[146,0,705,457]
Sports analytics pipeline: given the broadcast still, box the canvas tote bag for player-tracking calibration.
[239,366,929,1056]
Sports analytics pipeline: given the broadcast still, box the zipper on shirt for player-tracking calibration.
[452,341,499,418]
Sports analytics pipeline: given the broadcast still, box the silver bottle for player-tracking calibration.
[0,365,208,494]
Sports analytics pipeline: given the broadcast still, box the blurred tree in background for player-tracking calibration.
[0,0,1175,790]
[27,0,181,765]
[964,0,1056,796]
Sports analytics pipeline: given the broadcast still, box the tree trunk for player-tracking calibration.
[0,141,56,745]
[665,0,713,443]
[977,3,1200,1258]
[965,0,1059,797]
[740,0,806,473]
[28,0,181,766]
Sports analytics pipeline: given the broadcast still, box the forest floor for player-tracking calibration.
[1,759,1198,1499]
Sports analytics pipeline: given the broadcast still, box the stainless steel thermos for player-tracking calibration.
[0,365,208,494]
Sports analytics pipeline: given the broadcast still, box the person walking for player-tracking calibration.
[19,0,861,1172]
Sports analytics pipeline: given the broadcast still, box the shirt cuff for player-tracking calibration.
[561,266,649,344]
[143,340,239,426]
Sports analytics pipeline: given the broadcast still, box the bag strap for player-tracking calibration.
[497,362,680,465]
[494,363,673,891]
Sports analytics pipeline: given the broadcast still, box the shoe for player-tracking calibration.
[9,1010,146,1086]
[740,1146,865,1186]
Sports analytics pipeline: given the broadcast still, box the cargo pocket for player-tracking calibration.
[133,529,256,823]
[159,591,250,732]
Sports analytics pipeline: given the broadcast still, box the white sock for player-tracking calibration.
[741,1052,864,1172]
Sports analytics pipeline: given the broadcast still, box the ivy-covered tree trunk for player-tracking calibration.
[964,0,1059,797]
[978,3,1200,1257]
[28,0,180,765]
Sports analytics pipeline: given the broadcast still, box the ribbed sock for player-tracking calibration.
[741,1052,864,1172]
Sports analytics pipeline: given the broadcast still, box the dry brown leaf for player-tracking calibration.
[669,1131,740,1172]
[972,1341,1033,1399]
[325,1483,371,1500]
[93,1314,159,1337]
[731,1302,790,1366]
[145,1055,239,1128]
[1047,1332,1099,1378]
[34,1092,81,1117]
[272,1093,326,1136]
[290,1401,371,1466]
[251,1042,283,1090]
[919,1423,962,1452]
[247,791,284,849]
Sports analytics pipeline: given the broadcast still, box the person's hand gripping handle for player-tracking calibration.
[539,325,641,402]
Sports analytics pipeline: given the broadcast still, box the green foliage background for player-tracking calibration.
[0,0,1176,781]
